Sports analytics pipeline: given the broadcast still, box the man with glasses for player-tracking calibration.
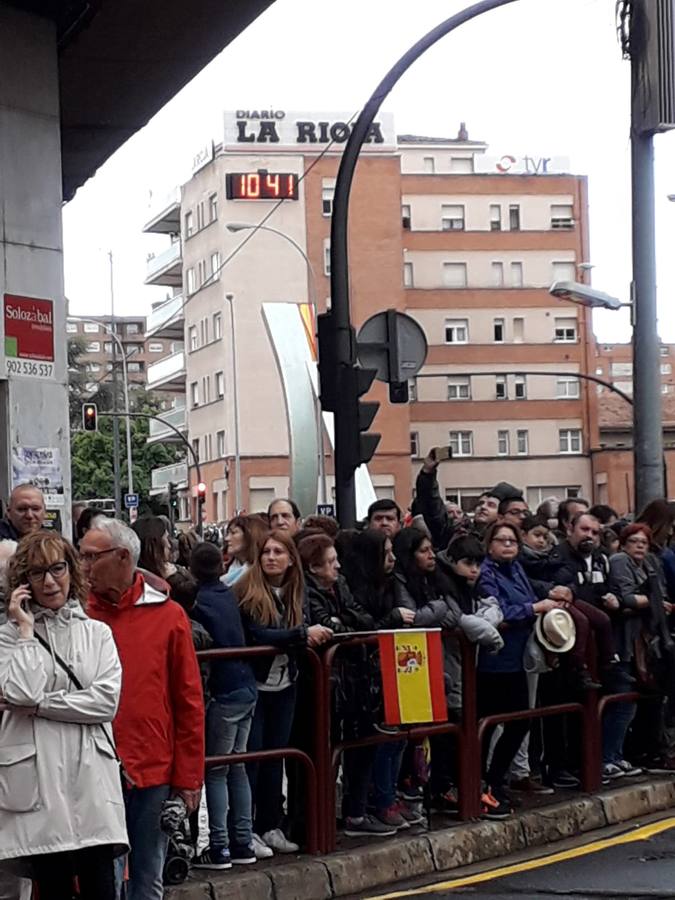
[0,484,45,541]
[82,517,204,900]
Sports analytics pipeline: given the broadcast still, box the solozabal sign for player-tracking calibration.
[3,293,55,380]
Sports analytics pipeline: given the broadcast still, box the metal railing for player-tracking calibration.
[196,631,645,855]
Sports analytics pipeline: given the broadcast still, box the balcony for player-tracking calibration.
[145,240,182,287]
[150,461,188,496]
[147,350,186,391]
[146,294,185,341]
[143,187,181,235]
[147,403,187,444]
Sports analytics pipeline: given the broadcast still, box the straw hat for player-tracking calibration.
[534,608,576,653]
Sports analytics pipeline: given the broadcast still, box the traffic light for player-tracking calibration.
[197,481,207,505]
[82,402,98,432]
[337,364,380,481]
[168,482,178,510]
[388,381,409,404]
[317,312,338,412]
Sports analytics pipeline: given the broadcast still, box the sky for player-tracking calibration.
[62,0,675,343]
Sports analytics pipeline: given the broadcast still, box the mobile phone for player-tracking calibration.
[431,446,453,462]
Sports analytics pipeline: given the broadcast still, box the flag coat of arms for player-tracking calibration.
[378,629,447,725]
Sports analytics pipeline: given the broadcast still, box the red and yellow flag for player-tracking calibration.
[378,630,447,725]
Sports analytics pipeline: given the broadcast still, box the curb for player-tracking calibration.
[167,779,675,900]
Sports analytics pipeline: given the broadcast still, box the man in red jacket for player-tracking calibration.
[81,517,204,900]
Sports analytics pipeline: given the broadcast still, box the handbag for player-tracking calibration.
[33,630,122,766]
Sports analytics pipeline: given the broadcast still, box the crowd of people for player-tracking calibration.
[1,457,675,896]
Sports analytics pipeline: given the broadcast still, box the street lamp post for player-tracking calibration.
[226,293,242,514]
[226,222,328,505]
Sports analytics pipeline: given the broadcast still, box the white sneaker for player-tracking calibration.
[251,833,273,859]
[261,828,299,854]
[602,762,625,781]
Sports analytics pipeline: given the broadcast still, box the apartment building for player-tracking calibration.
[592,342,675,511]
[143,113,596,522]
[66,314,173,393]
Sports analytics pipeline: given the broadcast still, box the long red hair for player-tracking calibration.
[236,530,305,626]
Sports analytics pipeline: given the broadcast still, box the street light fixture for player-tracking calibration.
[225,221,328,505]
[549,281,626,312]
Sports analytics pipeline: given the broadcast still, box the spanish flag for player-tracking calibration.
[378,630,447,726]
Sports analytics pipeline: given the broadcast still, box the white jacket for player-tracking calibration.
[0,599,128,876]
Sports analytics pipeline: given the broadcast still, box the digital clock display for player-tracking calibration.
[226,171,299,200]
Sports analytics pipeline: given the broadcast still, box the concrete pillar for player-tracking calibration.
[0,5,71,534]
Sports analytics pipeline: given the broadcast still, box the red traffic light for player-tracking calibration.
[82,402,98,432]
[197,481,207,502]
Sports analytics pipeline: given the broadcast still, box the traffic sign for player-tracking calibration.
[317,504,335,517]
[357,310,427,383]
[124,493,139,509]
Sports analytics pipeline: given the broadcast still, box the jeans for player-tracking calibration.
[602,662,637,764]
[122,783,170,900]
[247,685,297,835]
[33,846,116,900]
[342,746,376,818]
[205,697,256,849]
[372,740,405,810]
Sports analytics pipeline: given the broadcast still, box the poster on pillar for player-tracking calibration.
[12,446,65,508]
[3,294,55,380]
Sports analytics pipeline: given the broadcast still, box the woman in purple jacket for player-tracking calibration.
[477,522,561,819]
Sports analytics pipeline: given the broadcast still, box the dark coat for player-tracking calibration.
[548,540,611,606]
[305,573,375,633]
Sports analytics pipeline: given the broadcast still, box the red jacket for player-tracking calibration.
[87,572,205,790]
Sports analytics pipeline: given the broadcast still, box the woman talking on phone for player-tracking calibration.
[0,531,127,900]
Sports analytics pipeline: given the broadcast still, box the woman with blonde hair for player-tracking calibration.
[236,530,331,857]
[0,531,127,899]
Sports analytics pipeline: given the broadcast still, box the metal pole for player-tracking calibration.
[229,223,328,505]
[108,252,122,518]
[630,1,664,510]
[226,293,242,513]
[329,0,520,526]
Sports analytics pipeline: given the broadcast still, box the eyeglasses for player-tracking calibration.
[492,537,518,545]
[79,547,119,565]
[626,537,649,546]
[26,561,69,583]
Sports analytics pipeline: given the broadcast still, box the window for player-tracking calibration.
[497,430,510,456]
[449,431,473,457]
[190,381,199,408]
[196,201,205,230]
[517,429,529,455]
[197,259,207,287]
[104,342,112,353]
[189,326,198,351]
[445,318,469,344]
[559,428,582,453]
[410,432,420,457]
[509,204,521,230]
[552,261,576,282]
[423,156,435,173]
[551,204,574,229]
[403,261,414,287]
[402,204,411,229]
[663,384,673,394]
[126,322,140,334]
[209,193,218,222]
[215,370,224,398]
[554,316,577,342]
[211,252,221,279]
[127,362,141,373]
[323,241,331,276]
[441,204,465,231]
[611,362,632,376]
[86,341,100,352]
[87,363,101,373]
[510,262,524,287]
[614,380,634,395]
[660,346,669,357]
[513,317,524,342]
[202,375,210,404]
[322,185,334,216]
[442,262,467,288]
[491,262,504,287]
[186,268,196,295]
[192,437,200,459]
[489,205,502,231]
[184,211,194,237]
[217,430,225,457]
[514,376,526,399]
[449,156,473,173]
[495,375,508,400]
[148,342,163,353]
[200,317,209,345]
[83,322,99,333]
[556,376,580,398]
[662,364,672,375]
[493,318,505,342]
[408,378,417,402]
[66,322,78,334]
[447,376,471,400]
[213,312,223,340]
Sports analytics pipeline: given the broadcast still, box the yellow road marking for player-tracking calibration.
[367,816,675,899]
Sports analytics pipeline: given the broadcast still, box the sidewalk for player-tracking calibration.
[167,778,675,900]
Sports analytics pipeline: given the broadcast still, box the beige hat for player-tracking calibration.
[534,608,576,653]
